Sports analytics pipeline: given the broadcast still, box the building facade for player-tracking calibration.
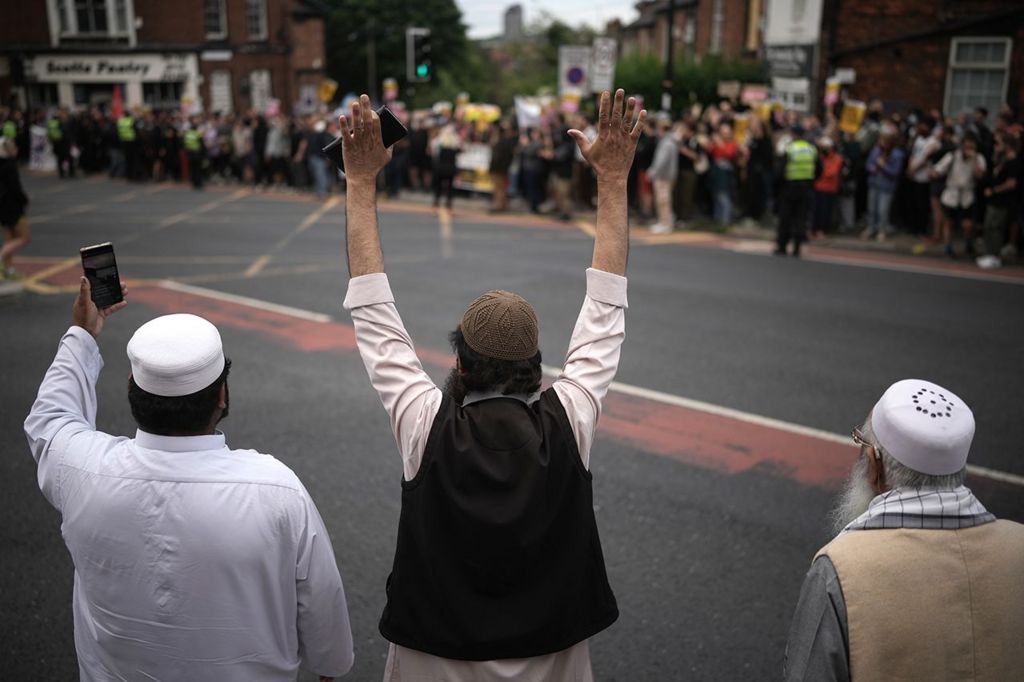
[823,0,1024,118]
[607,0,764,63]
[0,0,327,115]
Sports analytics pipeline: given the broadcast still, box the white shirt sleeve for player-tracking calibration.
[23,326,114,511]
[551,268,628,470]
[295,491,355,677]
[344,273,444,481]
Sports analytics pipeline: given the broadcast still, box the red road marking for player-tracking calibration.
[128,283,853,489]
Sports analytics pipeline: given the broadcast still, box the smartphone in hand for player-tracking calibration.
[80,242,124,309]
[322,105,409,173]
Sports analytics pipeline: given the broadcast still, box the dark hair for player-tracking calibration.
[975,106,988,118]
[129,359,231,436]
[449,328,542,396]
[996,130,1020,154]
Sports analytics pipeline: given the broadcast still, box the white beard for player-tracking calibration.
[829,456,877,535]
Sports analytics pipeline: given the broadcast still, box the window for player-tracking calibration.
[945,37,1011,119]
[113,0,127,33]
[75,0,108,33]
[248,69,272,112]
[246,0,267,40]
[204,0,226,39]
[56,0,71,31]
[143,81,183,111]
[53,0,131,37]
[210,70,233,114]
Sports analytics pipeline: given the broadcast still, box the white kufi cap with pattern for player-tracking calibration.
[127,314,225,397]
[870,379,974,476]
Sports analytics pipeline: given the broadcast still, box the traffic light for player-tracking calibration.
[406,27,432,83]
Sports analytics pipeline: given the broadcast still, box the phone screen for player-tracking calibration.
[322,105,409,172]
[80,242,124,308]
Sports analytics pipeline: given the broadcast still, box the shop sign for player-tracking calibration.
[27,54,197,83]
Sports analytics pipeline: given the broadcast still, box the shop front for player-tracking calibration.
[23,53,200,112]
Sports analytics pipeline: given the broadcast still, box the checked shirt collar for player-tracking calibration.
[841,486,995,534]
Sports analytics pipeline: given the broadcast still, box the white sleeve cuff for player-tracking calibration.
[64,325,103,372]
[586,268,628,308]
[343,272,395,310]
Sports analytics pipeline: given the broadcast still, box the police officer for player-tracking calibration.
[183,116,206,189]
[776,125,820,257]
[117,109,139,181]
[48,108,75,179]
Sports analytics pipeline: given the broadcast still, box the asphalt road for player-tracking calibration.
[2,175,1021,680]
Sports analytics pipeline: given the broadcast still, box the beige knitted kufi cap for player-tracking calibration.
[461,290,539,361]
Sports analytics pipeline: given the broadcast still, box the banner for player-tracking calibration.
[590,38,617,93]
[764,0,824,46]
[319,79,339,104]
[558,46,591,96]
[839,100,866,134]
[514,96,542,130]
[824,78,841,107]
[454,142,494,193]
[732,114,749,145]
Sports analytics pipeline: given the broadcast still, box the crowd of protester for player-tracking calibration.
[2,95,1021,269]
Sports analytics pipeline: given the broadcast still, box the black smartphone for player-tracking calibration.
[322,105,409,172]
[80,242,124,308]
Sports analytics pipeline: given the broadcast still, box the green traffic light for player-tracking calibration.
[416,64,429,78]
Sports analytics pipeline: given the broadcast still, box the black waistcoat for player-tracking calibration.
[378,389,619,661]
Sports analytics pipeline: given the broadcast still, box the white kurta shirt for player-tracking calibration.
[343,268,628,682]
[24,326,354,681]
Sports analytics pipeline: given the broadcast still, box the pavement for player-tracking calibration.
[2,173,1022,680]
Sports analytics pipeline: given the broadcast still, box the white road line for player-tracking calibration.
[156,280,333,323]
[439,207,454,259]
[146,280,1024,488]
[245,197,339,276]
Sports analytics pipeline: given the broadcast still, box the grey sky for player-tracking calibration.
[457,0,638,39]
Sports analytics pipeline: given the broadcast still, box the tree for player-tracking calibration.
[615,53,768,112]
[323,0,469,102]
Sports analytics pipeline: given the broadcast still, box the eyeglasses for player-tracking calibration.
[851,427,881,460]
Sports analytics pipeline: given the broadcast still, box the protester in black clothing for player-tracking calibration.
[519,128,546,214]
[432,124,461,209]
[48,109,75,179]
[407,120,431,191]
[744,115,774,222]
[0,134,30,278]
[977,131,1020,268]
[488,120,517,213]
[250,115,267,185]
[550,127,575,220]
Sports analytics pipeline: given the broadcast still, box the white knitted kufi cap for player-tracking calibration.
[870,379,974,476]
[127,314,225,397]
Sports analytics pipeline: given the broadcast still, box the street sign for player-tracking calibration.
[558,46,591,96]
[590,38,617,93]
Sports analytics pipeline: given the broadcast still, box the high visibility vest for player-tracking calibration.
[47,118,63,142]
[183,128,202,153]
[2,120,16,139]
[117,116,136,142]
[784,139,817,181]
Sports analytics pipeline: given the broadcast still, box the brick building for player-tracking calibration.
[822,1,1024,117]
[607,0,765,62]
[0,0,327,115]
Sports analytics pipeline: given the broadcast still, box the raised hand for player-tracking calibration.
[338,94,392,182]
[72,276,127,338]
[568,89,647,184]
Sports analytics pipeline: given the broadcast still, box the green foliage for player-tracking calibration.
[323,0,468,101]
[321,2,765,113]
[614,53,768,114]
